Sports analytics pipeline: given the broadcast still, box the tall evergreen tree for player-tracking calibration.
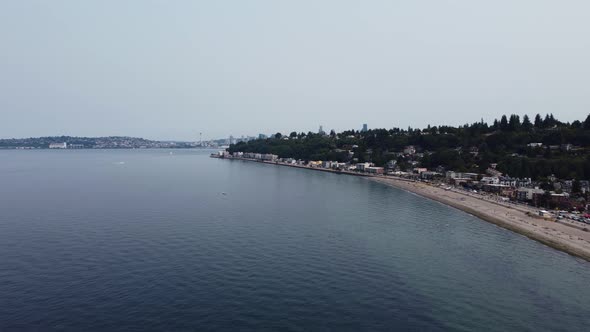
[534,114,543,128]
[543,114,551,128]
[571,120,582,129]
[549,113,557,126]
[500,115,509,130]
[508,114,521,131]
[584,114,590,129]
[522,114,532,130]
[573,179,581,193]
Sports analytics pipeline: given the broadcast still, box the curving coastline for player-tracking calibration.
[371,177,590,262]
[218,156,590,261]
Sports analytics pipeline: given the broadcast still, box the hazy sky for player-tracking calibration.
[1,1,589,140]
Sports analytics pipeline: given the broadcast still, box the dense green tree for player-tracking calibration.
[225,113,590,181]
[491,119,499,131]
[522,114,532,130]
[500,115,509,131]
[572,179,581,193]
[572,120,582,129]
[534,114,543,128]
[508,114,521,131]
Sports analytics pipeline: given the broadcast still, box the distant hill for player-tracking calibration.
[0,136,193,149]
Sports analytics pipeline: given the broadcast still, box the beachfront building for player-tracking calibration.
[420,171,442,180]
[261,154,278,161]
[322,161,337,169]
[334,162,348,170]
[356,162,373,172]
[482,183,509,193]
[446,171,479,181]
[233,152,277,161]
[486,168,503,177]
[365,167,384,174]
[480,176,499,185]
[516,188,545,201]
[498,177,532,188]
[49,142,67,149]
[532,191,573,209]
[308,161,323,168]
[413,168,428,174]
[386,160,397,170]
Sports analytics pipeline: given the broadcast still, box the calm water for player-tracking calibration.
[1,149,589,331]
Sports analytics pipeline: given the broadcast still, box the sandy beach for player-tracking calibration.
[371,177,590,261]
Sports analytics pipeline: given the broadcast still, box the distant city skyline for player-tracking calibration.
[2,1,589,141]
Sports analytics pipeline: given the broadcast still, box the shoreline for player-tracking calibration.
[371,177,590,262]
[219,156,590,262]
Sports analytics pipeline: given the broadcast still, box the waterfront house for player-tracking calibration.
[386,160,397,170]
[420,171,441,180]
[480,176,499,185]
[365,167,384,174]
[516,188,545,201]
[486,168,503,177]
[446,171,479,181]
[413,168,427,174]
[262,154,278,161]
[356,162,373,172]
[49,142,67,149]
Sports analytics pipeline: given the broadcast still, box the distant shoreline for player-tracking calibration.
[218,156,590,262]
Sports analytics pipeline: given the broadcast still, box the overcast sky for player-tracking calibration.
[1,1,589,140]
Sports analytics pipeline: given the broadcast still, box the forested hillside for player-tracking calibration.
[229,114,590,180]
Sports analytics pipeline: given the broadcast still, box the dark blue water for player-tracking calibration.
[1,149,589,331]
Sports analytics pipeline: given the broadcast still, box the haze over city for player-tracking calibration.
[2,0,589,140]
[4,1,590,331]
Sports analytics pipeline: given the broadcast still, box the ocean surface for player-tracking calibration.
[1,149,589,331]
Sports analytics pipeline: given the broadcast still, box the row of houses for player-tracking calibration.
[443,171,586,209]
[214,151,279,162]
[307,161,386,174]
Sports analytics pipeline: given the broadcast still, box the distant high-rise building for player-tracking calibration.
[362,124,368,132]
[319,125,325,135]
[258,134,267,140]
[229,135,234,145]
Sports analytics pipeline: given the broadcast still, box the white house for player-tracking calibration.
[49,142,67,149]
[403,146,416,155]
[480,176,499,185]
